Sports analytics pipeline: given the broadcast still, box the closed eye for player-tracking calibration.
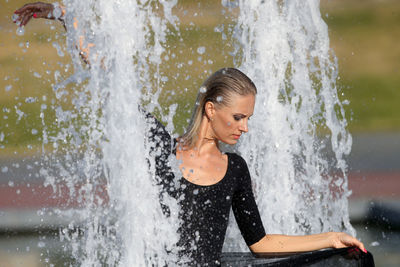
[234,114,252,121]
[233,115,242,121]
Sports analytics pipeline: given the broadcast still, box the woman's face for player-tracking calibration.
[208,93,255,145]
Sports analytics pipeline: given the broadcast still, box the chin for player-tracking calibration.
[222,139,238,145]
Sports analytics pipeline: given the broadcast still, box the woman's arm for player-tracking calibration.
[14,2,92,64]
[231,156,367,254]
[250,232,367,253]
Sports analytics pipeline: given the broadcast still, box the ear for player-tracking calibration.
[204,101,216,120]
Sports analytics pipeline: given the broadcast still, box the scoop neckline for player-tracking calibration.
[179,152,231,188]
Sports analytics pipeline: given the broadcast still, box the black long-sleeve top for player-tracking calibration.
[145,113,266,266]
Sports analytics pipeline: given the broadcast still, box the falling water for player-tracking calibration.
[38,0,354,265]
[224,0,354,251]
[42,0,180,265]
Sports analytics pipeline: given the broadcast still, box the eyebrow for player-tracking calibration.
[233,113,253,118]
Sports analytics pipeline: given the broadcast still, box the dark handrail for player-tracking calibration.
[220,247,375,266]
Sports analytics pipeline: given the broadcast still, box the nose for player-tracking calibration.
[239,119,249,133]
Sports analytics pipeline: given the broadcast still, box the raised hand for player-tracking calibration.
[13,2,64,27]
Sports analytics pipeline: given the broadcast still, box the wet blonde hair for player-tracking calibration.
[180,68,257,148]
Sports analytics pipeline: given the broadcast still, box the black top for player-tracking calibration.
[145,113,266,266]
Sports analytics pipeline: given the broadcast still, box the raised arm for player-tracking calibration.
[249,231,367,254]
[14,2,93,64]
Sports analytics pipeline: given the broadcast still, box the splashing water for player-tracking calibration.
[224,0,354,251]
[42,0,180,265]
[39,0,354,265]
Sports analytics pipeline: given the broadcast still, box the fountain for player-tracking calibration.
[224,0,354,251]
[15,0,359,265]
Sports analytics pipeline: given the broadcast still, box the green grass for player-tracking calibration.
[321,0,400,132]
[340,75,400,132]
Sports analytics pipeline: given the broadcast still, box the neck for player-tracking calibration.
[191,115,219,155]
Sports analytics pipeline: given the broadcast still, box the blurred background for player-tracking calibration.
[0,0,399,266]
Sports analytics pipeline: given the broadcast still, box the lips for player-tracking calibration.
[232,134,241,139]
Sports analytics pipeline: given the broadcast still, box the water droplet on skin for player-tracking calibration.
[16,26,25,36]
[12,14,19,22]
[227,122,231,126]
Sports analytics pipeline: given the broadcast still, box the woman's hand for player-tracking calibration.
[13,2,94,65]
[13,2,65,27]
[329,232,367,253]
[250,232,367,254]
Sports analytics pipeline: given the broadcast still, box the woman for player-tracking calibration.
[14,3,367,266]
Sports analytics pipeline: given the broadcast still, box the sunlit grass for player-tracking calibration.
[322,0,400,132]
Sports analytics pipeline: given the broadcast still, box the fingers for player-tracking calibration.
[20,12,33,27]
[14,3,36,14]
[354,239,367,253]
[13,2,54,27]
[348,236,367,253]
[339,233,367,253]
[13,5,35,27]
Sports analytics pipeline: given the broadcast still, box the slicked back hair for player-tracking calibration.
[180,68,257,148]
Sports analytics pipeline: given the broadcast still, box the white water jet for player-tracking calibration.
[224,0,354,251]
[42,0,180,265]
